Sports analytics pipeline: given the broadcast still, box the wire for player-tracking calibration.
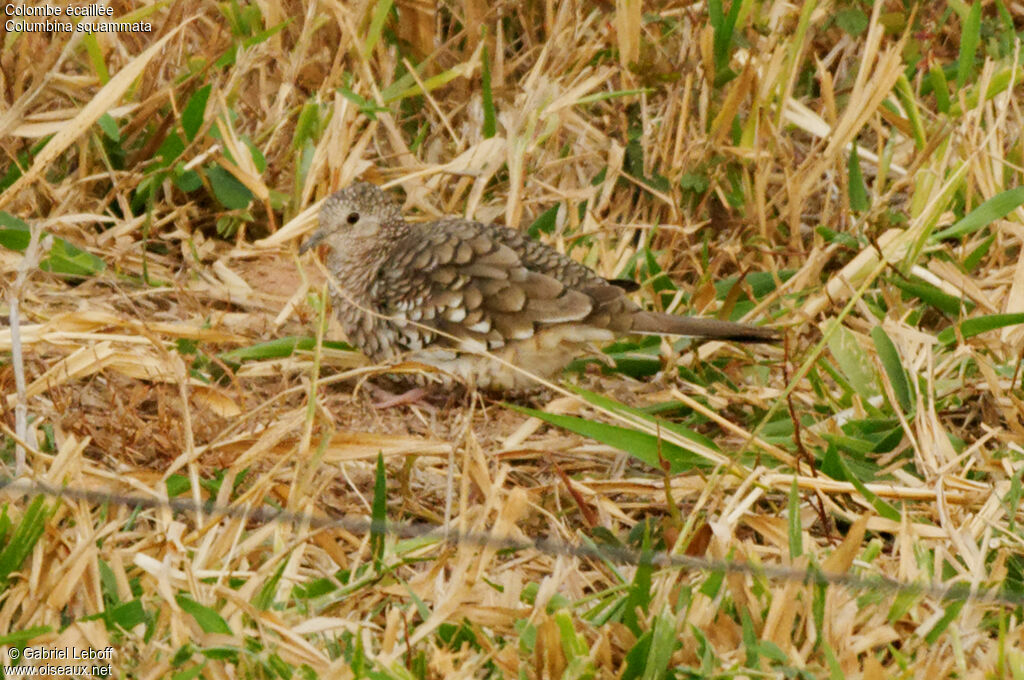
[2,476,1020,608]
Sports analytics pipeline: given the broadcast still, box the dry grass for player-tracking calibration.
[3,0,1024,677]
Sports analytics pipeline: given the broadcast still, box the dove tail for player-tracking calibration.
[631,311,778,343]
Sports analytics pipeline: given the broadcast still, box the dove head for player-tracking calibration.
[300,182,406,255]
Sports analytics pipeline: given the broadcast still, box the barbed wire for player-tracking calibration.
[1,476,1020,608]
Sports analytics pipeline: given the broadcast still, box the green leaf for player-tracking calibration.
[847,143,869,211]
[821,432,878,456]
[170,663,206,680]
[182,84,212,142]
[175,595,232,634]
[835,8,868,35]
[871,326,913,413]
[40,238,106,277]
[937,313,1024,345]
[173,166,203,193]
[99,560,119,605]
[956,2,981,89]
[679,172,709,194]
[97,113,120,142]
[599,344,662,379]
[104,599,147,632]
[243,137,266,173]
[757,639,789,663]
[526,205,559,239]
[206,165,253,210]
[1004,470,1023,532]
[827,325,878,400]
[165,474,191,497]
[932,186,1024,241]
[0,215,105,277]
[816,225,862,250]
[0,212,32,250]
[337,85,389,120]
[156,131,186,167]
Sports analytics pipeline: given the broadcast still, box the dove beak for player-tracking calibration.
[299,226,328,254]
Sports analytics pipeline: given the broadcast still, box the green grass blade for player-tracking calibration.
[788,477,802,559]
[219,336,353,363]
[576,88,655,105]
[932,186,1024,241]
[0,497,49,587]
[362,0,394,57]
[371,452,387,568]
[928,64,951,114]
[890,277,967,316]
[847,143,870,211]
[82,33,110,84]
[871,326,913,413]
[567,386,722,455]
[894,74,926,149]
[251,560,287,611]
[963,234,994,271]
[709,0,742,73]
[382,65,467,103]
[955,2,981,89]
[821,448,901,521]
[937,313,1024,345]
[182,84,212,142]
[641,611,679,680]
[924,600,965,644]
[481,43,496,139]
[507,405,711,473]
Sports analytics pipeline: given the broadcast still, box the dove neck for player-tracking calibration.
[327,222,408,295]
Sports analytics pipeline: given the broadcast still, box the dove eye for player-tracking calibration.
[346,212,360,225]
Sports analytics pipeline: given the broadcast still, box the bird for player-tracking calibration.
[299,182,777,391]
